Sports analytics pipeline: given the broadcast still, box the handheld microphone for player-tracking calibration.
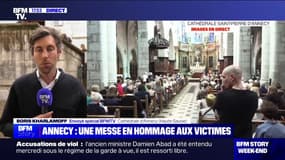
[36,88,53,114]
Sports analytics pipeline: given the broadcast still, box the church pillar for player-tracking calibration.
[268,21,285,87]
[87,21,117,89]
[260,23,270,85]
[238,27,251,80]
[137,21,149,77]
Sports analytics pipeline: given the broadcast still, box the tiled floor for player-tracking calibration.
[155,82,200,123]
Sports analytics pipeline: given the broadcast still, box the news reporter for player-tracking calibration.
[0,26,87,137]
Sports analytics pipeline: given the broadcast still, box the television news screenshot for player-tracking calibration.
[0,1,285,160]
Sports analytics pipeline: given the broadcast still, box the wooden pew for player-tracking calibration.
[142,95,156,118]
[199,117,217,123]
[87,108,120,118]
[147,97,155,117]
[156,92,164,113]
[107,101,138,118]
[140,95,149,118]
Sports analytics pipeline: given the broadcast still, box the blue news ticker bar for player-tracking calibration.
[4,139,234,160]
[1,1,285,20]
[14,124,233,139]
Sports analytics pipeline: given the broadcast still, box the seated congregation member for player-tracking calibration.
[251,86,264,120]
[265,86,285,109]
[254,100,285,138]
[275,82,285,109]
[135,84,151,104]
[146,83,156,97]
[202,93,216,108]
[121,85,144,117]
[88,92,107,115]
[213,65,258,138]
[199,94,218,119]
[90,84,104,101]
[99,87,108,98]
[86,89,92,105]
[117,78,124,97]
[123,79,133,93]
[259,83,268,97]
[153,79,166,105]
[103,84,121,106]
[106,84,117,97]
[135,84,151,117]
[197,81,209,100]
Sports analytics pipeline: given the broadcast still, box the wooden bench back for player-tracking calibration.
[87,108,120,118]
[107,101,138,118]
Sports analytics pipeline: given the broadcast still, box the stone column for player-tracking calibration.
[238,27,251,80]
[168,30,175,74]
[224,32,234,67]
[218,32,225,73]
[221,32,234,72]
[87,21,101,89]
[260,23,270,85]
[87,21,117,89]
[268,21,285,87]
[233,27,240,66]
[137,21,149,77]
[175,47,179,70]
[102,21,117,86]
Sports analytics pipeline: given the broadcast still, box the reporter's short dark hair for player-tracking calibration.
[29,26,62,55]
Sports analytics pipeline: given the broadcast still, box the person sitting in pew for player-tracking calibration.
[88,92,107,115]
[121,85,144,117]
[135,84,151,103]
[103,84,122,106]
[146,84,156,97]
[199,93,219,120]
[153,79,166,107]
[265,86,285,109]
[254,100,285,138]
[135,84,151,117]
[251,86,264,120]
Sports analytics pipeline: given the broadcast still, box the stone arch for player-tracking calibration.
[116,21,138,78]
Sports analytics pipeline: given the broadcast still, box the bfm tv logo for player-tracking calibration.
[13,8,28,20]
